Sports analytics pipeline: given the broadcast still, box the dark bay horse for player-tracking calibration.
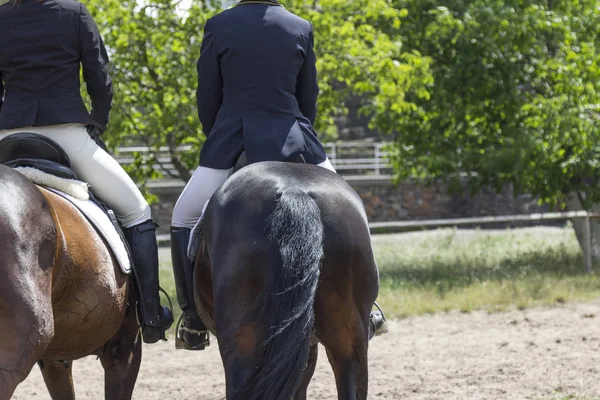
[0,164,141,399]
[193,161,380,400]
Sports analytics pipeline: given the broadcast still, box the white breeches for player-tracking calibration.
[0,123,151,228]
[171,158,336,228]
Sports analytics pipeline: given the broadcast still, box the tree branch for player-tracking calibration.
[119,107,184,180]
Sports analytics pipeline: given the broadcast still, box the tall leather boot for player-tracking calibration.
[170,226,209,350]
[369,302,389,340]
[123,219,174,344]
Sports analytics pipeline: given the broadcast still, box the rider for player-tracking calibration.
[170,0,386,350]
[0,0,173,343]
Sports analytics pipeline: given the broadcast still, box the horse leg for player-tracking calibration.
[293,343,319,400]
[0,169,56,399]
[323,332,369,400]
[0,240,54,399]
[37,360,75,399]
[98,303,142,400]
[316,263,374,400]
[0,308,52,400]
[221,351,254,399]
[0,352,45,400]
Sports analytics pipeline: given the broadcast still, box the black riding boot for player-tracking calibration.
[369,302,389,340]
[124,220,174,344]
[170,226,209,350]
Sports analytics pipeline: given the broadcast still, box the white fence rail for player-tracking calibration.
[114,142,394,186]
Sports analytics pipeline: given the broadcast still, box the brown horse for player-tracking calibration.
[0,164,141,400]
[192,161,380,400]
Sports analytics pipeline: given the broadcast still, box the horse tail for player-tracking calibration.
[242,188,324,400]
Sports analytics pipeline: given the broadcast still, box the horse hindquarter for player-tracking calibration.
[315,197,379,400]
[38,189,129,360]
[38,190,138,399]
[0,165,56,399]
[209,187,324,400]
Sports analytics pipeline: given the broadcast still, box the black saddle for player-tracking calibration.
[191,151,308,260]
[231,151,306,175]
[0,132,78,180]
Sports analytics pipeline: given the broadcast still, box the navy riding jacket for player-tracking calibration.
[0,0,112,131]
[196,0,327,169]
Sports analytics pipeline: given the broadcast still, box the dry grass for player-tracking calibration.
[158,226,600,325]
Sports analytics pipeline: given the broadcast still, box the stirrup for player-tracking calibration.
[174,313,210,350]
[370,301,389,339]
[135,287,175,341]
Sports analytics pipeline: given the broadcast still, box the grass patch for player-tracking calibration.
[157,226,600,325]
[375,227,600,318]
[540,394,600,400]
[158,259,181,329]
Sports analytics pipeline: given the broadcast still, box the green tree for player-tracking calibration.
[85,0,221,193]
[84,0,432,196]
[387,0,600,259]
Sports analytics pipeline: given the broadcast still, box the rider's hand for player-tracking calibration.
[86,123,103,139]
[86,123,109,152]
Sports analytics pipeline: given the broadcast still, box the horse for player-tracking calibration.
[192,160,380,400]
[0,162,142,399]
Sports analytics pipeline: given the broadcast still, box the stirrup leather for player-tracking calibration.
[174,314,211,350]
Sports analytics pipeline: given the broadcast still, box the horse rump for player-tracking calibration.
[229,187,324,400]
[0,165,56,399]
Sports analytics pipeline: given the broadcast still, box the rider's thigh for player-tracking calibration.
[59,127,151,227]
[0,124,151,228]
[171,166,230,229]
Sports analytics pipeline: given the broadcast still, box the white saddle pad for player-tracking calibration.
[14,166,132,274]
[47,188,132,274]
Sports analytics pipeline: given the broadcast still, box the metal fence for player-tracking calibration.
[114,141,394,187]
[117,143,598,272]
[368,211,598,273]
[155,210,598,273]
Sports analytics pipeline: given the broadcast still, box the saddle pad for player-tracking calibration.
[15,166,89,201]
[47,188,132,274]
[187,200,210,261]
[188,216,203,261]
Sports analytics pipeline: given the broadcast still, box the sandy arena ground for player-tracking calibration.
[12,299,600,400]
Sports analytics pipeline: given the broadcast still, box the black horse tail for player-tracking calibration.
[240,188,324,400]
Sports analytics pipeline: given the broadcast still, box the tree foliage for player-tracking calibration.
[389,0,600,206]
[84,0,432,192]
[84,0,600,212]
[85,0,219,189]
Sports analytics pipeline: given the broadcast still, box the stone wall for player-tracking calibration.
[149,178,556,235]
[354,180,550,221]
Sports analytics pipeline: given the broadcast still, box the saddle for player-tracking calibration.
[188,151,307,260]
[229,151,306,176]
[0,132,77,180]
[0,132,132,274]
